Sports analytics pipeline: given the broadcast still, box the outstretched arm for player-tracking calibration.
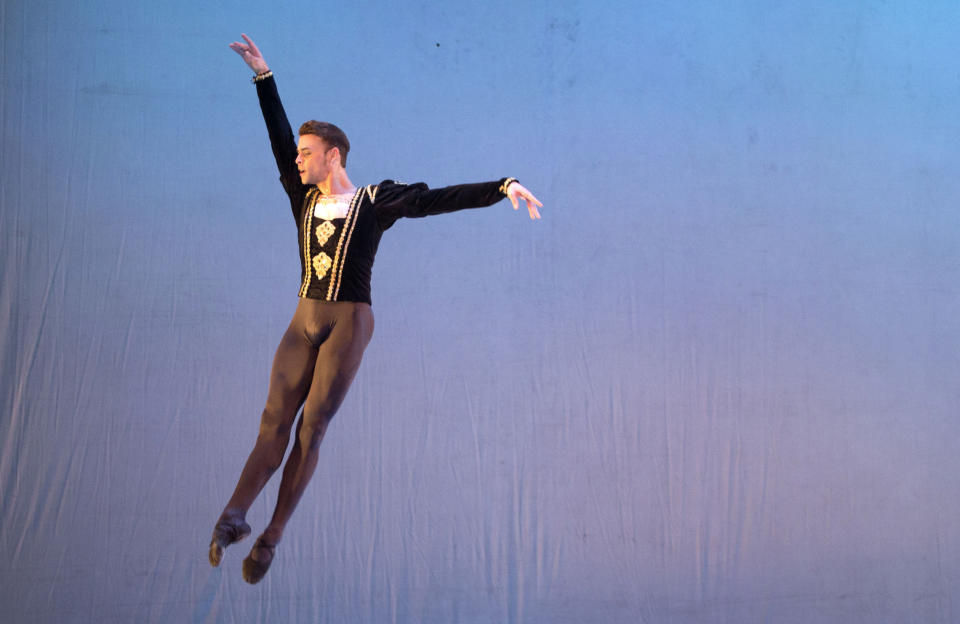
[228,33,303,216]
[372,178,544,230]
[505,180,543,220]
[229,33,270,75]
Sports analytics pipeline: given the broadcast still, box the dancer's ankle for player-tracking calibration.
[218,508,247,524]
[261,526,283,545]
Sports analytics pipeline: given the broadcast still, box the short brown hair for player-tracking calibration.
[298,120,350,167]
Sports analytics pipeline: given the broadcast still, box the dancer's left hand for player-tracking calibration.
[507,182,543,220]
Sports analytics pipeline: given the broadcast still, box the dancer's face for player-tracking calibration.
[296,134,338,186]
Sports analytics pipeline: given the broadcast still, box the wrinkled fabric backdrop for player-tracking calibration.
[3,1,960,622]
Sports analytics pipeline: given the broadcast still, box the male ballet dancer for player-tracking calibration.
[208,34,543,584]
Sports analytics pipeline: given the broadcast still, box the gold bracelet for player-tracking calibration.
[499,177,518,195]
[252,70,273,84]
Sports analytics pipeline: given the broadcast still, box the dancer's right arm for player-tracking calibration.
[229,34,303,209]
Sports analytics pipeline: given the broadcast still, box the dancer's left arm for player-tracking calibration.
[373,178,543,230]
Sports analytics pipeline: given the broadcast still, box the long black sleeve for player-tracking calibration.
[254,74,307,221]
[372,179,511,231]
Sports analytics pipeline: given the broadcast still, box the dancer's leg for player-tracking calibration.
[266,303,373,537]
[221,321,318,516]
[243,303,372,582]
[210,303,320,565]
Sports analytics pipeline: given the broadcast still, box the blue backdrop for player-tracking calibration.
[3,1,960,622]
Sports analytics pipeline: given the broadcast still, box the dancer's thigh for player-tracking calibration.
[302,304,373,423]
[261,311,321,431]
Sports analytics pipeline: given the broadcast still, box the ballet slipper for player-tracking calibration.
[208,518,252,567]
[242,536,277,584]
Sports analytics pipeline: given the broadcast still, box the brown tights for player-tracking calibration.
[216,299,374,547]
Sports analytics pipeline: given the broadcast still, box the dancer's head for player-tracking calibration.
[296,121,350,185]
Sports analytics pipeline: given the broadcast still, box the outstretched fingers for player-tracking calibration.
[229,33,270,74]
[527,200,542,220]
[508,183,543,220]
[241,33,262,58]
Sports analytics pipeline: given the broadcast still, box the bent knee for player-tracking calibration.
[258,408,294,442]
[302,395,341,422]
[298,416,330,451]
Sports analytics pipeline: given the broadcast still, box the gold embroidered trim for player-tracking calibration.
[326,188,363,301]
[332,197,360,300]
[298,188,319,297]
[312,251,333,279]
[315,220,336,246]
[252,70,273,84]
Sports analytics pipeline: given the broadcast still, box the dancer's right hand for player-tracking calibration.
[229,33,270,75]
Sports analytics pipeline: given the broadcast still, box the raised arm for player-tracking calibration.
[228,34,303,206]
